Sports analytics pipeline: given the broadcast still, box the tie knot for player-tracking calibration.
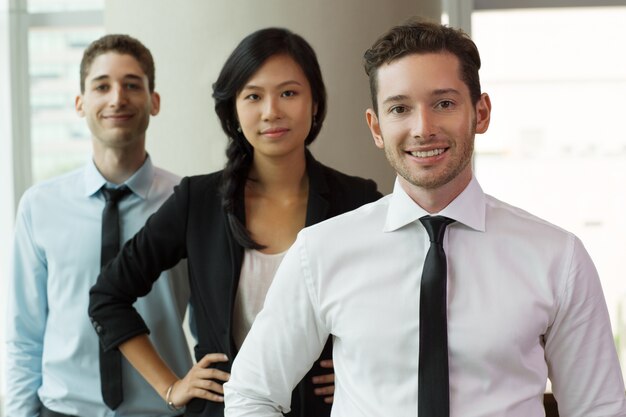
[420,215,455,244]
[101,186,131,204]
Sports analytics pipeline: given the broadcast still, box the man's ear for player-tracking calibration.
[475,93,491,134]
[150,91,161,116]
[366,109,384,149]
[75,95,85,117]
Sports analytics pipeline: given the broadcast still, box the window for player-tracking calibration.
[473,6,626,376]
[28,1,104,182]
[29,25,102,181]
[0,1,103,413]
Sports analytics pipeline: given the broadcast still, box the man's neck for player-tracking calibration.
[93,146,147,185]
[399,171,472,214]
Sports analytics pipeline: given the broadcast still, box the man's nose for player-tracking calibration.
[410,107,437,139]
[109,84,128,107]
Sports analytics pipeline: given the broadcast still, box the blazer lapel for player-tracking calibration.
[305,151,330,227]
[225,182,245,355]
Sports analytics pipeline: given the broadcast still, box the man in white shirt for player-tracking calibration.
[223,19,626,417]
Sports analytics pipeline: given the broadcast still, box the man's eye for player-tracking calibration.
[95,85,108,91]
[390,105,407,114]
[126,83,140,90]
[437,100,454,109]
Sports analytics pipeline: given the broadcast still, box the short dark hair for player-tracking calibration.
[80,34,155,93]
[212,27,327,250]
[363,18,482,114]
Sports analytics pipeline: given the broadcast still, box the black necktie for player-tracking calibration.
[418,215,455,417]
[99,186,131,410]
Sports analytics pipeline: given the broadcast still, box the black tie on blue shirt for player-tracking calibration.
[99,186,131,410]
[418,215,455,417]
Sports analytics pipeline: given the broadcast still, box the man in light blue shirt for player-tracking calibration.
[5,34,192,417]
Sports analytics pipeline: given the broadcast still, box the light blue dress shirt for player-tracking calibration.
[6,156,193,417]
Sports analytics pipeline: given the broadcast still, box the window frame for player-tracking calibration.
[0,2,102,412]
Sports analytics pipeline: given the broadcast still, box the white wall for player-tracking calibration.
[105,0,442,194]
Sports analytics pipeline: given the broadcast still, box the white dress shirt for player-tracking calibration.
[224,176,626,417]
[6,157,192,417]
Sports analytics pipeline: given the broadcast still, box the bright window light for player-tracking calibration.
[473,6,626,376]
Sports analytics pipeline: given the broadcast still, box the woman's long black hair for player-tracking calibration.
[212,28,327,249]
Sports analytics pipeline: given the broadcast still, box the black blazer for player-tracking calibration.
[89,153,382,417]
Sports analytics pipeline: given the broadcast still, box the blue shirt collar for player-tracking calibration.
[83,155,154,200]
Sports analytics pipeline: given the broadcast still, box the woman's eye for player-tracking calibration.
[245,94,260,101]
[282,90,296,98]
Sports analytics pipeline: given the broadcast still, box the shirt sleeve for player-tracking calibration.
[5,193,46,417]
[88,177,190,351]
[224,233,329,416]
[545,236,626,417]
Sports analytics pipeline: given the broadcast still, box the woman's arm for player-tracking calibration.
[89,179,190,351]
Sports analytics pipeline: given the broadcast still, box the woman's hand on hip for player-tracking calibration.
[168,353,230,406]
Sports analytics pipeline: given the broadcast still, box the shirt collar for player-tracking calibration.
[83,154,154,200]
[383,175,486,233]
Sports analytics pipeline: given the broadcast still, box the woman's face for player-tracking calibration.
[235,54,317,160]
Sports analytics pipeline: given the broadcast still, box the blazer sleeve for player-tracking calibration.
[88,177,191,351]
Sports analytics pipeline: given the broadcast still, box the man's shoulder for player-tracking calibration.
[20,166,84,204]
[152,165,181,186]
[150,167,223,199]
[186,169,224,185]
[484,193,575,241]
[174,170,224,193]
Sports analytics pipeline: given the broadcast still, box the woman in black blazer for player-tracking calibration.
[89,27,381,417]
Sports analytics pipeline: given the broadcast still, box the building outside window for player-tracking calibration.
[28,0,104,182]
